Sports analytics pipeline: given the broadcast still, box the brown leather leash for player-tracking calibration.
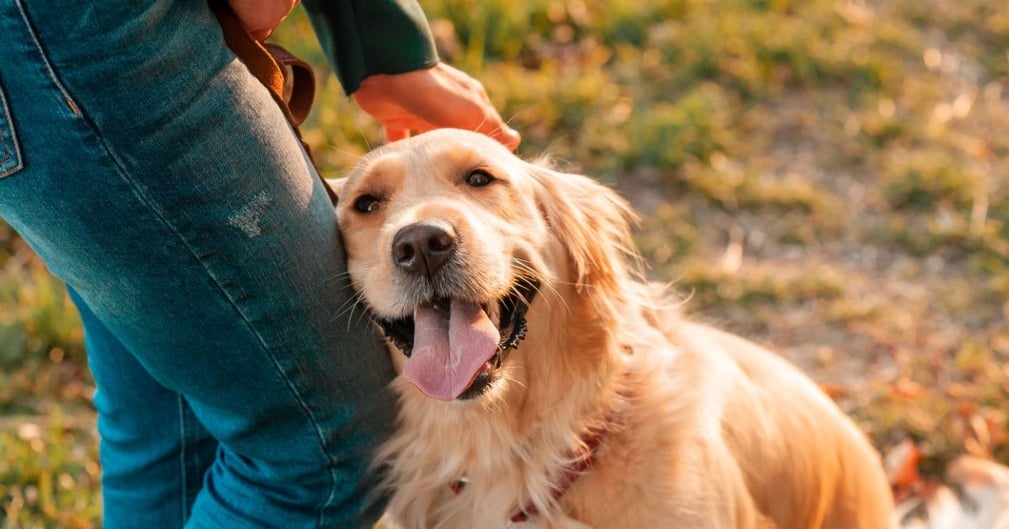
[209,0,339,205]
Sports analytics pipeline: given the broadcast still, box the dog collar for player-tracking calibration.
[447,426,604,524]
[449,378,629,525]
[510,425,606,523]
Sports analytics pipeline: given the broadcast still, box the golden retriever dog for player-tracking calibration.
[332,129,894,529]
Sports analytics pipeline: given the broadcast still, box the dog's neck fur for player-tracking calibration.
[380,274,632,527]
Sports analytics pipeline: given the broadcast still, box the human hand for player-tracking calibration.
[228,0,299,40]
[353,63,521,151]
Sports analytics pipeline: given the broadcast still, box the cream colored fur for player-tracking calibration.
[332,129,894,529]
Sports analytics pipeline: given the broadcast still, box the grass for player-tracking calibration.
[3,0,1009,526]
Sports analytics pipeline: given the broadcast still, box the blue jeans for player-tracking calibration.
[0,1,396,527]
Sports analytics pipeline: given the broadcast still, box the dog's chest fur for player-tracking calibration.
[378,333,699,529]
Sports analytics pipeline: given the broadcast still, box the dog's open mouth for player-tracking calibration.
[374,277,539,401]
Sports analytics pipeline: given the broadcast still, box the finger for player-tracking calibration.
[395,91,519,150]
[498,127,522,151]
[460,97,521,151]
[392,117,442,139]
[421,67,520,150]
[442,63,494,105]
[472,80,494,106]
[474,118,522,151]
[355,65,521,150]
[249,28,274,40]
[228,0,298,40]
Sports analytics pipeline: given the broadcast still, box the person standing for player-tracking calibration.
[0,0,518,527]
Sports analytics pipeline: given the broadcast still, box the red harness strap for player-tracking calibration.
[509,426,606,523]
[508,372,632,523]
[449,362,632,524]
[448,424,608,524]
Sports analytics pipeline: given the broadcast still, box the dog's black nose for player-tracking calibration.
[392,223,456,276]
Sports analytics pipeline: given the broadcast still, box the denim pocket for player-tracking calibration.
[0,82,23,178]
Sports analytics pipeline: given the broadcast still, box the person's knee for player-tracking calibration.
[187,445,388,528]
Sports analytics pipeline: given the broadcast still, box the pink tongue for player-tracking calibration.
[403,301,501,401]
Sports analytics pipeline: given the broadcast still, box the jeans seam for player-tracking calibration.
[0,84,23,178]
[178,394,189,525]
[13,0,81,116]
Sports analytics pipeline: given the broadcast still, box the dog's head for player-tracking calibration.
[334,129,636,402]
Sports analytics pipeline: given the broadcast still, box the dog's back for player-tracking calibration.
[667,318,895,528]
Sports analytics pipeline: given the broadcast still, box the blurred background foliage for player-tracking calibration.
[3,0,1008,526]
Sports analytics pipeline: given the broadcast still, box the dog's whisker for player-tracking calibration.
[323,273,374,329]
[511,265,568,315]
[509,261,552,307]
[473,115,492,136]
[331,288,369,329]
[504,108,526,128]
[321,270,355,287]
[315,142,365,164]
[330,295,359,325]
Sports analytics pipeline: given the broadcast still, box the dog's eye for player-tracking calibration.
[465,169,494,187]
[353,195,381,213]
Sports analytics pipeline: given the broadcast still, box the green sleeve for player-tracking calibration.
[302,0,440,95]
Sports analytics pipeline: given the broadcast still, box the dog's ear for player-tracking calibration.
[526,162,639,296]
